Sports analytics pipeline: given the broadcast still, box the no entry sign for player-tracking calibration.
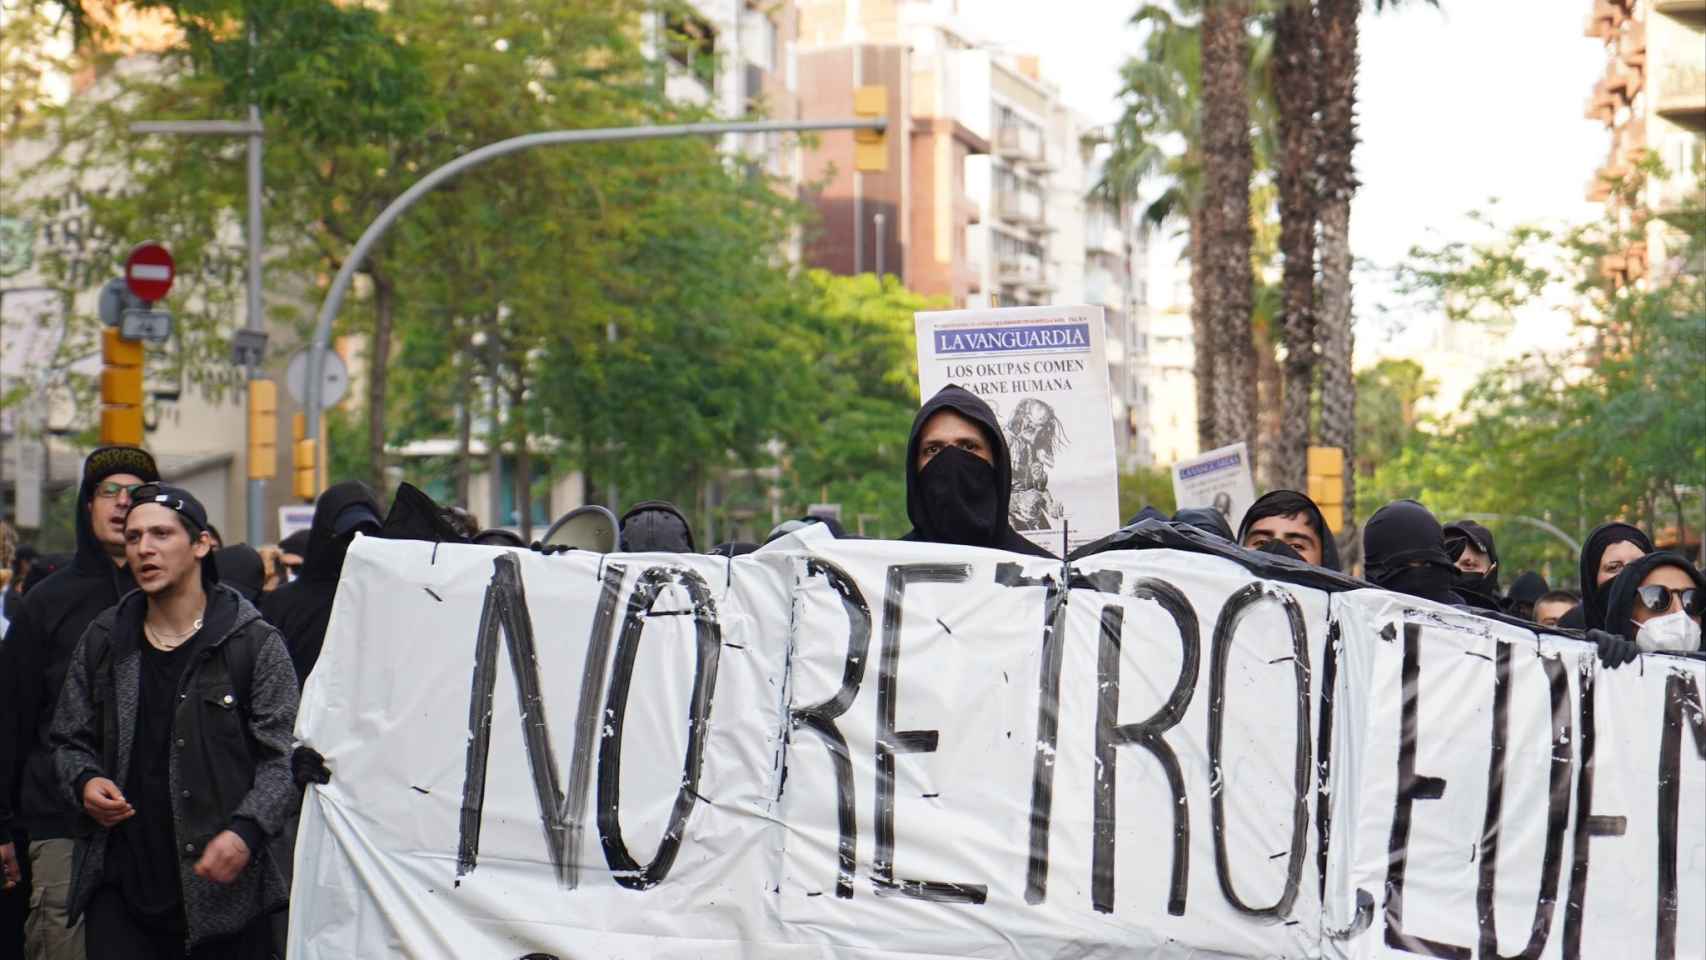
[124,242,175,302]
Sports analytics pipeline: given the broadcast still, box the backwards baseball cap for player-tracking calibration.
[83,445,160,491]
[126,483,220,585]
[127,483,211,535]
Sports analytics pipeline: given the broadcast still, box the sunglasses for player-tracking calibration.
[95,481,150,500]
[1444,535,1469,561]
[1635,584,1705,617]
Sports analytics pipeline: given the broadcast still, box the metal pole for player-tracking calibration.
[1458,512,1582,555]
[245,102,266,545]
[302,117,888,459]
[874,212,885,277]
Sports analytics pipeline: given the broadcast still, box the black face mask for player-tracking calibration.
[1371,562,1458,604]
[1256,539,1305,563]
[1453,567,1498,598]
[915,446,1001,547]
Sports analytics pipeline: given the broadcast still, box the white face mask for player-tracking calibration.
[1635,611,1703,654]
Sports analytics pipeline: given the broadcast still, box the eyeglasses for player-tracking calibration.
[1635,584,1704,617]
[95,481,149,500]
[1444,535,1468,561]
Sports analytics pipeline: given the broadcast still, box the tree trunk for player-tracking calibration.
[1199,1,1255,453]
[366,272,395,494]
[1255,324,1283,491]
[1317,0,1360,538]
[1273,0,1320,490]
[1188,208,1215,454]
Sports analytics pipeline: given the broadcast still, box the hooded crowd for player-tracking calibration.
[1,384,1701,959]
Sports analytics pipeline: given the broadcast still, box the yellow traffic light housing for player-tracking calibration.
[853,85,888,173]
[1307,445,1346,533]
[291,411,318,501]
[248,380,278,480]
[100,328,144,446]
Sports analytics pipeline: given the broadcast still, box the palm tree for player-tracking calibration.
[1199,0,1255,454]
[1270,0,1319,490]
[1097,6,1216,452]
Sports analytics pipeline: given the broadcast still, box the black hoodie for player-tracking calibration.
[1578,521,1654,631]
[1599,552,1706,645]
[1443,520,1502,612]
[1363,499,1464,607]
[1235,490,1343,572]
[0,446,158,837]
[259,481,382,689]
[901,385,1055,558]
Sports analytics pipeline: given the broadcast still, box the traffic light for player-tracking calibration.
[1307,445,1346,534]
[248,380,278,480]
[853,85,888,173]
[292,411,317,501]
[100,328,144,446]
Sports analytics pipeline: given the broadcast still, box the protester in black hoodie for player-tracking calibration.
[1590,552,1705,668]
[1236,490,1342,571]
[1443,520,1502,612]
[1503,571,1548,621]
[0,446,158,959]
[1577,521,1654,631]
[1363,500,1464,606]
[259,482,382,689]
[901,385,1054,558]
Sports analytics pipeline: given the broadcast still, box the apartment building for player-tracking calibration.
[794,0,1154,465]
[1584,0,1705,285]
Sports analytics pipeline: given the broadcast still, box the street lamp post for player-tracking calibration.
[299,117,889,487]
[129,115,268,545]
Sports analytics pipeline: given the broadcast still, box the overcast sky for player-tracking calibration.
[975,0,1608,349]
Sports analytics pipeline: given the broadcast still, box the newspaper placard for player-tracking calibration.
[289,536,1706,959]
[914,304,1120,554]
[1171,441,1257,534]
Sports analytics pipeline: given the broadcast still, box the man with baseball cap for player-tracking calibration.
[0,446,158,959]
[50,484,297,959]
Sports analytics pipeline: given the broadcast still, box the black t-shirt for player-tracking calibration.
[107,628,206,929]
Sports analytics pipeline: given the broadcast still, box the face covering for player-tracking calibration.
[1454,567,1498,598]
[1370,562,1458,605]
[915,446,1001,547]
[1635,612,1703,654]
[1256,540,1304,563]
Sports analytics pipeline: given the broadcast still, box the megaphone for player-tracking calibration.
[541,505,619,554]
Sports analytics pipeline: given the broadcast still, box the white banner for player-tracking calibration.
[289,536,1706,959]
[915,304,1120,554]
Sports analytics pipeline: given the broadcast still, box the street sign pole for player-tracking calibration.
[246,102,267,546]
[300,117,889,485]
[129,115,269,545]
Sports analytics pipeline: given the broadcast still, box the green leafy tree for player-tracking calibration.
[1362,165,1706,580]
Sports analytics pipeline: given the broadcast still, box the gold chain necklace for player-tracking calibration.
[144,609,205,651]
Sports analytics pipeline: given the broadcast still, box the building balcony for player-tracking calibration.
[997,188,1044,224]
[1653,172,1705,217]
[1085,222,1124,255]
[995,124,1044,165]
[1655,65,1706,130]
[996,254,1043,286]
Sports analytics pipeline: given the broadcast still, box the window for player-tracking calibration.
[666,11,717,84]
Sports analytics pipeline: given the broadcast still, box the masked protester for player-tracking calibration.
[901,386,1055,558]
[1443,520,1502,612]
[1237,490,1342,571]
[1363,500,1464,607]
[1591,552,1706,668]
[1172,507,1234,542]
[48,485,297,959]
[1503,571,1548,621]
[212,546,266,604]
[1532,590,1580,628]
[0,446,159,959]
[259,482,382,689]
[1577,522,1654,631]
